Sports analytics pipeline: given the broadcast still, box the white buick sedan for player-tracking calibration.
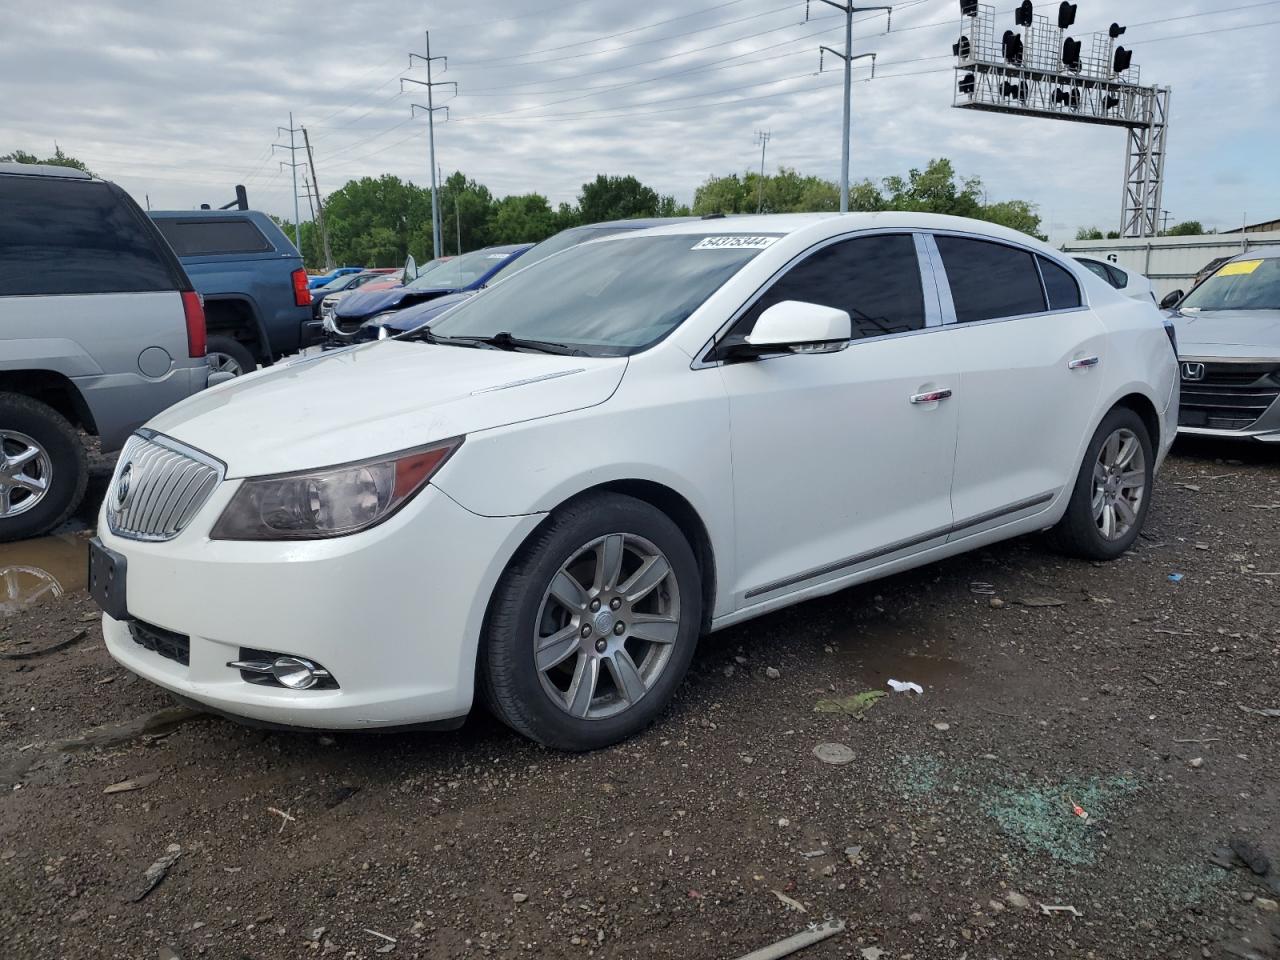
[90,213,1178,750]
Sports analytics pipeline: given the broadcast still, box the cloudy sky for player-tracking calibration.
[3,0,1277,243]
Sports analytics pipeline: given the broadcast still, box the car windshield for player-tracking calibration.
[407,248,510,290]
[1182,257,1280,311]
[426,233,777,356]
[485,225,635,283]
[314,276,353,294]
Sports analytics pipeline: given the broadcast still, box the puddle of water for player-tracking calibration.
[828,619,970,692]
[0,531,91,617]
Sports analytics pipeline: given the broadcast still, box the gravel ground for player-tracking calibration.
[2,438,1278,960]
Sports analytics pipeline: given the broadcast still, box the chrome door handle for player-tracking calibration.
[1068,356,1100,369]
[909,388,952,404]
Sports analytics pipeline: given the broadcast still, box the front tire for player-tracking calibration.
[481,493,702,751]
[0,393,88,543]
[1049,406,1153,560]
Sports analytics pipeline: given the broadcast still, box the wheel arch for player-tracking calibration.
[0,370,97,434]
[1112,390,1162,451]
[202,296,270,361]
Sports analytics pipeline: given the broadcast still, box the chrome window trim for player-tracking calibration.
[692,228,939,369]
[926,228,1092,327]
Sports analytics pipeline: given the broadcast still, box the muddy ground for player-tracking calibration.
[2,439,1279,960]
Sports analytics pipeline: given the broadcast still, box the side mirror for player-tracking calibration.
[403,255,418,283]
[725,301,852,360]
[1159,289,1183,310]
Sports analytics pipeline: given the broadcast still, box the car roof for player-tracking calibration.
[609,211,1069,258]
[0,161,93,180]
[149,209,260,218]
[476,243,532,254]
[1228,247,1280,262]
[578,216,700,229]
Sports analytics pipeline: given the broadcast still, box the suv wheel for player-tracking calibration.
[0,392,88,542]
[481,493,702,751]
[206,336,257,377]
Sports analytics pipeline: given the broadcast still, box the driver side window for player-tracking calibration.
[730,233,926,343]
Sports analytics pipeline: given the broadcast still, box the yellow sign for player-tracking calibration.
[1218,259,1262,276]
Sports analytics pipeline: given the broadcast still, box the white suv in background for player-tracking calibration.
[91,213,1178,750]
[1074,256,1156,303]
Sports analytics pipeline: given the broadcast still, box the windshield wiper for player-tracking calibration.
[438,331,587,356]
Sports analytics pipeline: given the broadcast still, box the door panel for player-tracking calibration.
[927,235,1105,531]
[720,341,958,603]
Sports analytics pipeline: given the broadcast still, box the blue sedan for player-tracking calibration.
[326,244,530,338]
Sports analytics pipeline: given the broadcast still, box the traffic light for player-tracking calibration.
[1057,1,1077,29]
[958,72,976,94]
[960,0,978,15]
[1053,87,1080,109]
[1062,36,1082,70]
[1002,30,1024,65]
[953,35,972,58]
[1015,0,1033,26]
[1113,46,1132,72]
[1109,22,1126,39]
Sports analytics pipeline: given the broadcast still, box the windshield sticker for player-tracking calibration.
[691,235,779,251]
[486,253,510,259]
[1218,259,1261,276]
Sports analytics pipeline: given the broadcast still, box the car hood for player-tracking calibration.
[379,291,476,333]
[334,283,458,320]
[1171,309,1280,356]
[146,342,626,477]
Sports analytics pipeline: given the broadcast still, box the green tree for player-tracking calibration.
[320,175,432,267]
[657,194,692,217]
[692,173,749,215]
[1164,220,1204,237]
[980,199,1044,238]
[1075,226,1105,241]
[577,174,661,222]
[1,145,92,175]
[553,202,582,232]
[488,193,558,244]
[437,171,495,256]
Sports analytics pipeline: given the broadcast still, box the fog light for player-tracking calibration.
[271,656,328,690]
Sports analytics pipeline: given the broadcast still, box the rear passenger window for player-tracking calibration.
[154,219,272,256]
[0,177,177,296]
[1106,263,1128,288]
[737,233,925,341]
[1037,256,1082,310]
[935,236,1046,323]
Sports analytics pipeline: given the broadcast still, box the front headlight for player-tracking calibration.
[210,438,462,541]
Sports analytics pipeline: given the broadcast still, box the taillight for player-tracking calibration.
[292,268,312,307]
[182,291,206,358]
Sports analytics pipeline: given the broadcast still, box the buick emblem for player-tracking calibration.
[1181,361,1206,382]
[115,464,133,509]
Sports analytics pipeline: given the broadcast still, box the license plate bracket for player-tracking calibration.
[87,538,129,621]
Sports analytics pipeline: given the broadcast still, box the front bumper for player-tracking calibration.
[98,483,543,729]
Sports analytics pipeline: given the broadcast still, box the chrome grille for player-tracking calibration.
[106,431,223,541]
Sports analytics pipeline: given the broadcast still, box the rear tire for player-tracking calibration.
[1049,406,1153,560]
[481,493,702,751]
[205,336,257,377]
[0,392,88,543]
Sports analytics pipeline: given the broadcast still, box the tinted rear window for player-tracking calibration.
[936,236,1046,323]
[1038,256,1082,310]
[0,176,177,296]
[154,218,272,256]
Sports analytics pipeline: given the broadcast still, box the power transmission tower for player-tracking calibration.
[810,1,891,212]
[301,125,334,270]
[403,32,456,260]
[272,113,305,250]
[754,130,772,214]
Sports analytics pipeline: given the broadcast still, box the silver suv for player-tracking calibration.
[0,162,210,541]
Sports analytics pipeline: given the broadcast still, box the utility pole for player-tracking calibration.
[273,113,305,250]
[404,32,455,260]
[754,130,772,214]
[301,125,334,271]
[811,1,891,212]
[300,175,317,225]
[1159,209,1172,235]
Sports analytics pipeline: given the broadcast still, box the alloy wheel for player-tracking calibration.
[207,352,246,376]
[1091,427,1146,541]
[534,533,682,720]
[0,430,53,518]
